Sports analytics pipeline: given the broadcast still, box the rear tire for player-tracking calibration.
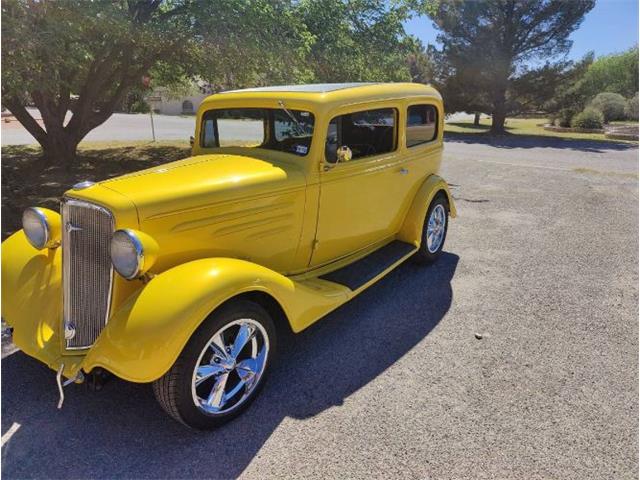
[413,193,449,264]
[153,300,276,430]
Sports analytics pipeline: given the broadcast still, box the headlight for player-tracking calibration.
[22,207,61,250]
[110,229,158,280]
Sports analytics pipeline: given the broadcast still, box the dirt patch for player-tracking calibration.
[1,142,190,239]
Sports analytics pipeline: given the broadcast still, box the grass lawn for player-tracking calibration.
[445,117,638,142]
[1,141,190,239]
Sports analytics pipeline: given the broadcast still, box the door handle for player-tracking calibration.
[399,168,409,175]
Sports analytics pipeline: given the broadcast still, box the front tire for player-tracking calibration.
[413,194,449,264]
[153,300,276,430]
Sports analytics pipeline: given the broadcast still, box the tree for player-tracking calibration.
[298,0,413,82]
[421,0,595,134]
[543,52,594,123]
[2,0,197,167]
[2,0,415,167]
[191,0,315,90]
[578,47,639,99]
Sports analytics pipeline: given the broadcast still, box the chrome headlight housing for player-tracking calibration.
[22,207,61,250]
[110,229,158,280]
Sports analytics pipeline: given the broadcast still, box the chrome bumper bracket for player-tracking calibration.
[56,364,84,409]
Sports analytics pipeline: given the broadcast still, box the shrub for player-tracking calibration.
[625,93,639,121]
[589,92,626,122]
[553,108,574,127]
[571,107,604,129]
[129,99,150,114]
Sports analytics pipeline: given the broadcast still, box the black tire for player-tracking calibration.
[413,193,449,264]
[153,300,276,430]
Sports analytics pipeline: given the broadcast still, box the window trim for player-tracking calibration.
[405,103,439,148]
[324,107,399,164]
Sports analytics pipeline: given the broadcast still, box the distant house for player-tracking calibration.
[146,80,221,115]
[147,87,208,115]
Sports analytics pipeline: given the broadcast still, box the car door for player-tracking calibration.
[310,106,410,267]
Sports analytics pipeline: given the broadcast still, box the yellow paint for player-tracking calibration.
[1,83,455,383]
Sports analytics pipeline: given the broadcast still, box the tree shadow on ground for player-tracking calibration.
[1,253,458,479]
[444,131,638,153]
[1,144,190,240]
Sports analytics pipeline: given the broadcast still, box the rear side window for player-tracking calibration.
[406,105,437,147]
[325,108,396,163]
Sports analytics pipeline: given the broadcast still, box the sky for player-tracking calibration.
[403,0,639,61]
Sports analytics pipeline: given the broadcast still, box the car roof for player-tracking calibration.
[200,82,441,111]
[222,83,378,93]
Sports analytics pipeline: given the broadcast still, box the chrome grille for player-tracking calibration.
[62,199,114,349]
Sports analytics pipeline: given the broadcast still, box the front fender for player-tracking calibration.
[397,174,456,247]
[82,257,345,383]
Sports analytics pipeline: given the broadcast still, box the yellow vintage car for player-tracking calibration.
[1,82,455,429]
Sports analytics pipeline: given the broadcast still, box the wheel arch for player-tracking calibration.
[215,290,294,337]
[397,174,456,247]
[81,257,297,383]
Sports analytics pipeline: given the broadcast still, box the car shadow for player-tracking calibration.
[1,253,459,479]
[445,131,638,153]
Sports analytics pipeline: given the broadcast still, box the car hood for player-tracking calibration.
[96,153,306,220]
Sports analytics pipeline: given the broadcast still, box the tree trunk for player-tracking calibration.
[41,132,80,169]
[473,112,481,126]
[491,96,508,134]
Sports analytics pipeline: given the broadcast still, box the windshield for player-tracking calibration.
[201,108,315,156]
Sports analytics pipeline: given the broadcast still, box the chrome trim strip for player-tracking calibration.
[61,198,115,350]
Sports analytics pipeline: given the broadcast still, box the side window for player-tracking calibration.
[325,108,396,163]
[406,104,437,147]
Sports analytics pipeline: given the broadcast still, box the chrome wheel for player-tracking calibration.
[191,318,269,415]
[426,203,446,253]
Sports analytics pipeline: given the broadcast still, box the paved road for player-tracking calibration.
[1,135,638,479]
[1,110,196,145]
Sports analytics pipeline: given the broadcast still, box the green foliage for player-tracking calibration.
[406,38,436,84]
[625,93,639,121]
[2,0,197,163]
[543,53,594,116]
[1,0,414,165]
[571,107,604,129]
[297,0,412,83]
[193,0,315,89]
[553,108,575,128]
[589,92,627,122]
[579,47,639,99]
[422,0,595,133]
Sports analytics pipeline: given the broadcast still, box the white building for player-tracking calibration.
[147,85,210,116]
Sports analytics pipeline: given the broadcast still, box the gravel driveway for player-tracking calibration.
[1,135,638,479]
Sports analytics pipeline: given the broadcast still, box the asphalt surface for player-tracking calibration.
[1,135,638,479]
[1,109,195,145]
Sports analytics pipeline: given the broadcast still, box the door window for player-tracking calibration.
[406,104,437,147]
[325,108,397,163]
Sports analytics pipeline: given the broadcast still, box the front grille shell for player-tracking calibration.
[61,199,115,350]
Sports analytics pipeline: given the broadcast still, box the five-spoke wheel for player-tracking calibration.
[153,301,276,429]
[413,193,449,263]
[192,319,269,415]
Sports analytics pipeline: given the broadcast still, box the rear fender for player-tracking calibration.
[397,174,456,247]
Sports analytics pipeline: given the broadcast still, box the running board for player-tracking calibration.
[319,240,416,291]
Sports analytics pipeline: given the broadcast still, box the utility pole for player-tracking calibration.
[141,75,157,142]
[149,105,156,142]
